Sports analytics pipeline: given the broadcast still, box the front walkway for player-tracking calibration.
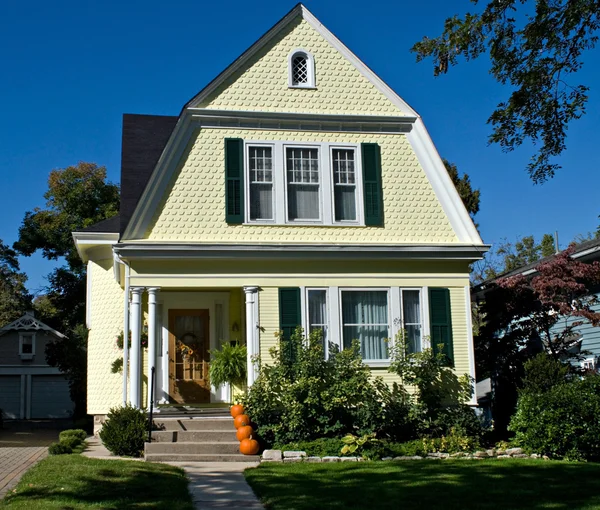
[168,461,263,509]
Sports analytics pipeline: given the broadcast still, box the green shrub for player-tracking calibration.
[60,435,83,450]
[521,352,571,394]
[99,404,148,457]
[49,442,73,455]
[431,405,484,438]
[510,375,600,460]
[59,429,87,443]
[243,329,414,446]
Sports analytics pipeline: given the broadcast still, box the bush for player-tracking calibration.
[60,435,83,450]
[521,352,571,394]
[59,429,87,443]
[431,405,484,439]
[277,438,343,457]
[99,404,148,457]
[510,374,600,460]
[243,329,414,446]
[49,442,73,455]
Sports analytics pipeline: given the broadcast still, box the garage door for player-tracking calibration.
[30,375,74,419]
[0,376,22,419]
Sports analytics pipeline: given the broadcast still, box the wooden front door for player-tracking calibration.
[168,309,210,404]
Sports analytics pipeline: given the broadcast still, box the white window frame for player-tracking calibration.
[243,140,363,226]
[288,49,316,89]
[399,288,424,354]
[304,287,330,357]
[19,332,36,358]
[245,143,276,223]
[582,357,597,371]
[284,144,323,223]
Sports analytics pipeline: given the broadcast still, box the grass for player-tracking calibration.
[1,455,193,509]
[245,459,600,510]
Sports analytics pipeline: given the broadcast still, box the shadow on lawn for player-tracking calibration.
[3,461,193,510]
[246,460,600,510]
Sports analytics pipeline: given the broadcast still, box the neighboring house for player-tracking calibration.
[473,236,600,371]
[72,4,487,433]
[0,311,74,420]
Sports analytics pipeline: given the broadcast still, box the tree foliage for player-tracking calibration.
[444,159,481,219]
[413,1,600,182]
[14,162,119,417]
[0,240,31,326]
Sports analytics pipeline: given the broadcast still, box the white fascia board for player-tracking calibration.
[407,119,483,245]
[72,232,119,262]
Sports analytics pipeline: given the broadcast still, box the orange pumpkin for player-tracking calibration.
[240,438,260,455]
[233,414,250,429]
[236,425,253,441]
[230,404,245,418]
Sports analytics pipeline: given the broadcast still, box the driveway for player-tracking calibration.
[0,426,59,499]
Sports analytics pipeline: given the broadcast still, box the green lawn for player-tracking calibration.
[1,455,193,509]
[245,459,600,510]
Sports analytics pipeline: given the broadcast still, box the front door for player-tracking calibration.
[168,309,210,404]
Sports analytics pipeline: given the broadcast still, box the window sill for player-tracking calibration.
[19,354,34,361]
[288,85,318,90]
[364,360,390,368]
[243,221,366,227]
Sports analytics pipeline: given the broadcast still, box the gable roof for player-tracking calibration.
[0,312,66,339]
[79,215,120,234]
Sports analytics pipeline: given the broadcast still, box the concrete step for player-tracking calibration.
[151,430,236,443]
[145,441,241,455]
[146,453,260,463]
[154,418,235,431]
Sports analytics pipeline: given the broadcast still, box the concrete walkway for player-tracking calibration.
[168,461,264,509]
[81,437,143,461]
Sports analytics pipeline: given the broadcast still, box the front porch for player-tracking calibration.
[123,286,260,410]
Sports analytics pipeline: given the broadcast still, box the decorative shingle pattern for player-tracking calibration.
[87,260,124,415]
[146,129,457,243]
[198,19,406,116]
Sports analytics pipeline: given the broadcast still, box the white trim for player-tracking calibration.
[288,48,316,88]
[20,374,26,419]
[72,232,119,262]
[328,286,341,352]
[244,286,260,387]
[86,260,92,329]
[130,287,143,408]
[464,286,477,405]
[147,287,160,410]
[422,286,431,348]
[18,332,36,359]
[26,374,32,420]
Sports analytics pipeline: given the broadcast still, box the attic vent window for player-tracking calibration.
[288,50,315,88]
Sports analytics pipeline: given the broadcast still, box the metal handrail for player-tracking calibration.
[148,366,156,443]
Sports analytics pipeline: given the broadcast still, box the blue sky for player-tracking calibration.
[1,0,599,293]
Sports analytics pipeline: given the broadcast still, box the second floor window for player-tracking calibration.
[286,147,320,221]
[249,146,274,221]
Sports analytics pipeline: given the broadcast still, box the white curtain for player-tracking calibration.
[308,289,327,347]
[334,186,356,221]
[288,185,319,220]
[250,183,273,220]
[342,291,389,360]
[402,290,421,353]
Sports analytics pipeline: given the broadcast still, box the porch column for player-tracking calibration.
[147,287,160,410]
[244,286,259,387]
[130,287,143,409]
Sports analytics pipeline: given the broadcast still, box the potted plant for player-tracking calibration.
[209,342,247,403]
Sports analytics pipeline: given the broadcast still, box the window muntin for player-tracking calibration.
[248,146,274,221]
[286,147,320,221]
[401,289,422,353]
[307,289,328,349]
[19,333,34,355]
[289,50,315,88]
[332,148,357,221]
[292,54,308,85]
[341,290,389,360]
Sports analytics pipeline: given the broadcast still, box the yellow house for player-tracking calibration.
[73,4,488,432]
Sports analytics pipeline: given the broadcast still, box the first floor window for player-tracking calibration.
[249,146,273,220]
[341,291,389,360]
[286,147,320,221]
[332,148,357,221]
[307,289,328,348]
[20,334,34,355]
[402,290,422,353]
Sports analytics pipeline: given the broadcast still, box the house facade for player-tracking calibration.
[73,5,487,432]
[0,311,74,420]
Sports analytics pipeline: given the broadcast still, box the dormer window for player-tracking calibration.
[19,332,35,360]
[288,50,315,88]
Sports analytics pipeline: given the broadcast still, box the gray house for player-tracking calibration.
[0,311,74,419]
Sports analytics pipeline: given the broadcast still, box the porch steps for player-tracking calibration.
[146,416,260,463]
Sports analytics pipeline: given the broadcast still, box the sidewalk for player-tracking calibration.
[0,447,47,499]
[168,461,264,509]
[81,437,143,461]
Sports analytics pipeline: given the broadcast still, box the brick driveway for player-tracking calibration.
[0,428,58,499]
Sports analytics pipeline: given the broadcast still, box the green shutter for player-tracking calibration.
[225,138,244,224]
[429,288,454,364]
[279,287,302,364]
[361,143,384,226]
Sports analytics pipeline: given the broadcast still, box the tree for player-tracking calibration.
[14,162,119,416]
[444,159,481,219]
[412,1,600,183]
[475,243,600,435]
[0,240,31,326]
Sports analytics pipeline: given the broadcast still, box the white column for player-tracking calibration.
[147,287,160,410]
[244,286,259,387]
[464,285,478,406]
[122,263,130,406]
[130,287,143,409]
